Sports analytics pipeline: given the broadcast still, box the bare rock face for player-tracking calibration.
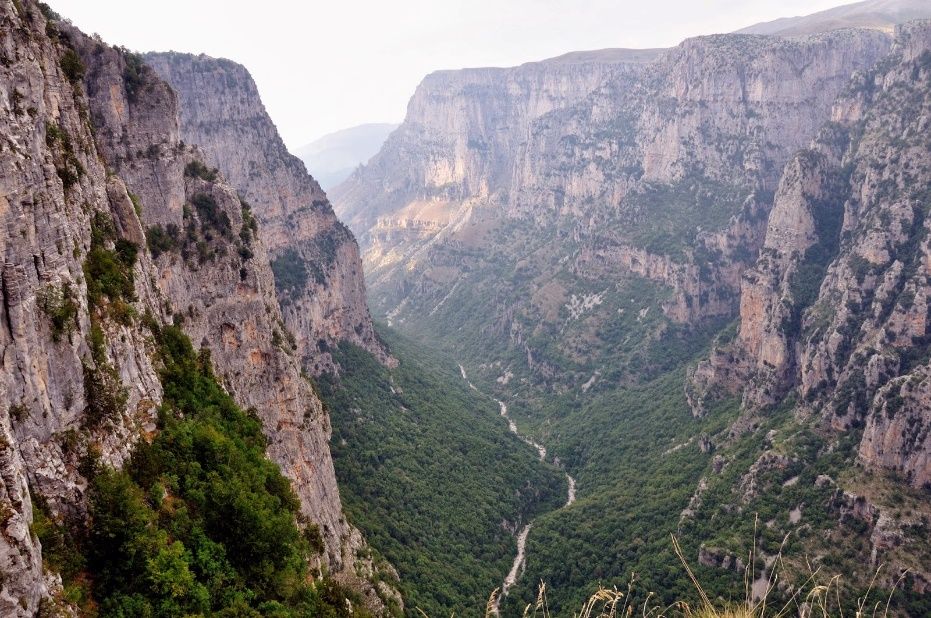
[331,28,890,392]
[858,366,931,487]
[0,2,393,613]
[142,52,392,374]
[333,48,662,239]
[698,21,931,489]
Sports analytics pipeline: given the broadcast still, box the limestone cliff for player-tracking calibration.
[332,28,891,392]
[1,3,164,611]
[0,2,395,613]
[332,48,662,240]
[142,52,391,374]
[696,21,931,489]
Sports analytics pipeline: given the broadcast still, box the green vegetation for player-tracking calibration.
[499,375,737,615]
[59,49,85,85]
[46,121,85,190]
[621,178,749,259]
[270,248,309,301]
[37,282,78,341]
[46,323,364,617]
[30,493,91,611]
[310,223,350,279]
[128,192,143,217]
[84,212,138,321]
[368,209,919,614]
[320,332,566,617]
[38,2,61,21]
[82,322,127,429]
[146,223,181,259]
[164,192,240,264]
[31,495,84,584]
[184,160,219,182]
[121,49,147,102]
[270,225,349,299]
[239,200,259,246]
[191,193,232,238]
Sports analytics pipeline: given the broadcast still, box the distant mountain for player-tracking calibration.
[297,123,398,190]
[738,0,931,36]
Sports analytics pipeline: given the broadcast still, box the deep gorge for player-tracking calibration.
[2,0,931,616]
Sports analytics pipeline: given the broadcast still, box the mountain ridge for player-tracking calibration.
[738,0,931,36]
[296,122,398,191]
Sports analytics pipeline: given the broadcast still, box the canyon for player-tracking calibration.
[2,0,931,615]
[331,1,931,613]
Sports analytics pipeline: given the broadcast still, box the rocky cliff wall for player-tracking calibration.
[694,21,931,488]
[0,4,166,612]
[0,3,393,613]
[143,52,391,374]
[331,27,893,388]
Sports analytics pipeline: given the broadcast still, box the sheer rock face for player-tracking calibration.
[332,48,663,238]
[0,3,164,613]
[142,52,391,374]
[0,2,389,613]
[331,28,890,388]
[67,28,393,600]
[508,31,893,217]
[696,21,931,488]
[336,30,888,244]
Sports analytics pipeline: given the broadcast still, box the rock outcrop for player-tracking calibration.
[143,52,392,374]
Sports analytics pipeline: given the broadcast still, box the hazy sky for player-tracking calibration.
[48,0,846,149]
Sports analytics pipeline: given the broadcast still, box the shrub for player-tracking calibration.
[184,160,219,182]
[38,2,60,21]
[191,192,232,238]
[128,192,142,216]
[56,164,82,189]
[84,213,138,309]
[45,121,85,190]
[120,49,147,102]
[45,121,66,147]
[30,494,84,582]
[146,223,180,259]
[59,49,85,85]
[240,200,259,245]
[84,243,136,307]
[37,282,78,341]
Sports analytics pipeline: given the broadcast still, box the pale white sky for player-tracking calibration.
[48,0,845,149]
